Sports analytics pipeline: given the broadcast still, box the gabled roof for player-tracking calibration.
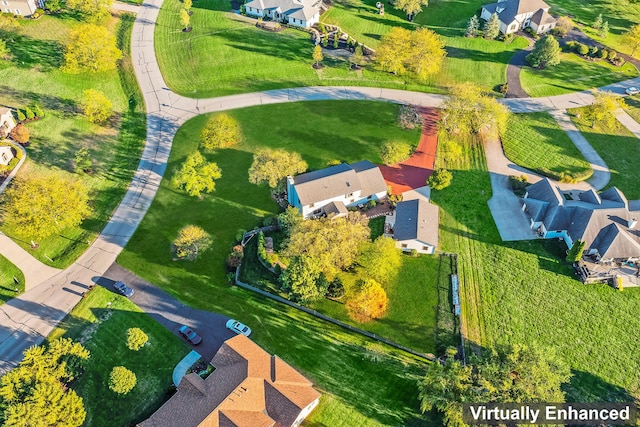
[482,0,551,25]
[530,7,556,25]
[140,335,320,427]
[590,223,640,259]
[600,187,628,209]
[394,199,439,246]
[579,189,601,206]
[526,178,564,206]
[245,0,319,20]
[0,107,12,116]
[324,201,348,217]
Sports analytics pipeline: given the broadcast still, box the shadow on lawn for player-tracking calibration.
[3,33,64,70]
[0,85,78,115]
[565,370,638,403]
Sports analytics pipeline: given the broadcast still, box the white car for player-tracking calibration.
[226,319,251,336]
[625,87,639,95]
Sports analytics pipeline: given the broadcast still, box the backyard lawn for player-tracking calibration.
[502,112,593,182]
[0,255,24,305]
[47,286,189,426]
[520,52,638,97]
[0,13,146,268]
[568,106,640,199]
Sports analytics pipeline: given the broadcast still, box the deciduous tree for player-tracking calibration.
[624,23,640,56]
[526,35,561,68]
[565,240,585,262]
[599,21,609,38]
[248,148,308,190]
[0,39,9,60]
[584,90,624,128]
[427,168,452,190]
[278,206,303,235]
[82,89,113,124]
[483,13,500,40]
[554,16,573,37]
[66,0,112,21]
[313,44,323,67]
[465,15,479,38]
[109,366,137,395]
[375,27,412,75]
[180,8,191,31]
[3,174,91,242]
[127,328,149,351]
[357,236,401,284]
[379,141,412,165]
[394,0,428,21]
[200,113,242,151]
[0,15,19,32]
[440,82,510,135]
[183,0,192,11]
[9,124,29,144]
[593,13,603,30]
[171,151,222,198]
[63,24,122,73]
[376,27,446,80]
[280,255,327,303]
[349,44,364,68]
[172,225,212,260]
[74,147,93,173]
[346,278,388,322]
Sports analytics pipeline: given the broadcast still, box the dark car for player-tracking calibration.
[113,281,134,298]
[179,325,202,345]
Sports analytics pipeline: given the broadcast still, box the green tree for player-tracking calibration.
[379,141,412,165]
[171,151,222,198]
[554,16,573,37]
[375,27,412,75]
[624,23,640,56]
[16,109,25,121]
[427,168,452,190]
[3,174,91,242]
[526,35,561,68]
[180,8,191,31]
[566,240,585,262]
[127,328,149,351]
[82,89,113,124]
[376,27,446,80]
[313,44,323,67]
[172,224,212,260]
[593,13,603,30]
[109,366,137,395]
[346,278,389,322]
[394,0,428,21]
[440,82,510,135]
[33,104,45,117]
[63,24,122,73]
[0,15,19,32]
[0,39,9,60]
[483,13,500,40]
[599,21,609,38]
[349,44,364,68]
[465,15,479,38]
[280,255,327,303]
[183,0,192,11]
[24,106,35,120]
[278,206,303,235]
[584,90,624,128]
[66,0,112,21]
[357,236,402,284]
[46,0,64,12]
[248,148,308,190]
[200,113,242,151]
[74,147,93,173]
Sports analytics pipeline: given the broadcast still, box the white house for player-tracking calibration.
[480,0,556,35]
[244,0,321,28]
[0,146,15,166]
[0,0,38,16]
[385,198,439,254]
[287,160,388,219]
[0,108,16,139]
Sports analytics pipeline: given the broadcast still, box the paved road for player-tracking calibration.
[0,233,61,290]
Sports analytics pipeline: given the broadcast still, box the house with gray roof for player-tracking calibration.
[244,0,322,28]
[286,160,388,219]
[522,178,640,263]
[480,0,556,35]
[385,198,439,254]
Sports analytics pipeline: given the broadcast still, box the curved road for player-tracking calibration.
[2,0,640,371]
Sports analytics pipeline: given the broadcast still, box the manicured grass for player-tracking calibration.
[0,255,24,305]
[502,112,593,181]
[568,107,640,199]
[118,101,434,425]
[0,13,146,268]
[520,52,638,97]
[432,132,640,402]
[47,286,190,426]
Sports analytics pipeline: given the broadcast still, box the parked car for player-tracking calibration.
[226,319,251,336]
[113,281,134,298]
[178,325,202,345]
[625,87,639,95]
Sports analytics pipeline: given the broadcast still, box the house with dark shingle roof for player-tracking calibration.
[244,0,322,28]
[522,178,640,263]
[286,160,388,219]
[480,0,556,35]
[385,198,439,254]
[139,335,320,427]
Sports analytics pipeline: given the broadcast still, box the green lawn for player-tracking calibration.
[0,13,146,268]
[520,52,638,97]
[0,255,24,305]
[568,107,640,199]
[502,112,593,181]
[47,286,190,426]
[431,133,640,403]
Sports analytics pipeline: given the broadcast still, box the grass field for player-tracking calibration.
[431,131,640,403]
[0,255,24,305]
[48,286,189,426]
[502,112,593,181]
[0,13,146,268]
[520,52,638,97]
[568,107,640,199]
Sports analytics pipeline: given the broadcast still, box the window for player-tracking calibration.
[309,203,314,208]
[401,244,408,248]
[367,195,372,200]
[15,8,20,14]
[422,246,429,251]
[346,192,353,198]
[1,1,8,6]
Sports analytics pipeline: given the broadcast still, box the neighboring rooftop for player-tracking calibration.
[394,198,439,245]
[482,0,551,24]
[244,0,320,20]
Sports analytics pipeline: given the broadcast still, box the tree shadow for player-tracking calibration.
[3,33,64,70]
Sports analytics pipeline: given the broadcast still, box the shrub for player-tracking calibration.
[577,43,589,55]
[200,113,242,151]
[346,279,388,322]
[9,124,29,144]
[83,89,113,124]
[322,33,328,47]
[326,278,345,299]
[589,46,598,56]
[33,104,44,117]
[235,229,247,242]
[126,328,148,351]
[607,50,617,60]
[502,33,514,43]
[596,49,607,59]
[499,83,509,94]
[508,175,528,196]
[16,109,25,121]
[318,22,325,34]
[398,104,422,129]
[566,240,585,263]
[173,225,212,260]
[379,141,412,165]
[226,244,244,270]
[367,199,376,208]
[24,106,35,120]
[74,147,92,173]
[410,248,419,257]
[563,41,577,52]
[427,168,452,190]
[109,366,137,395]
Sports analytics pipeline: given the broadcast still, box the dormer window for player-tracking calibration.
[346,192,353,198]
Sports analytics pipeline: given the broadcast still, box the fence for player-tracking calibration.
[439,252,466,365]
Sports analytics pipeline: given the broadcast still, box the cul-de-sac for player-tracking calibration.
[0,0,639,425]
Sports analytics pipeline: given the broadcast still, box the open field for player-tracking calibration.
[0,255,24,305]
[47,286,189,426]
[520,52,638,97]
[432,131,640,403]
[0,13,146,268]
[502,112,592,181]
[568,107,640,199]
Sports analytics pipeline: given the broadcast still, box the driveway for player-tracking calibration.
[505,36,534,99]
[99,263,236,362]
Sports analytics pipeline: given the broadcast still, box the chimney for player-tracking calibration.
[628,218,637,229]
